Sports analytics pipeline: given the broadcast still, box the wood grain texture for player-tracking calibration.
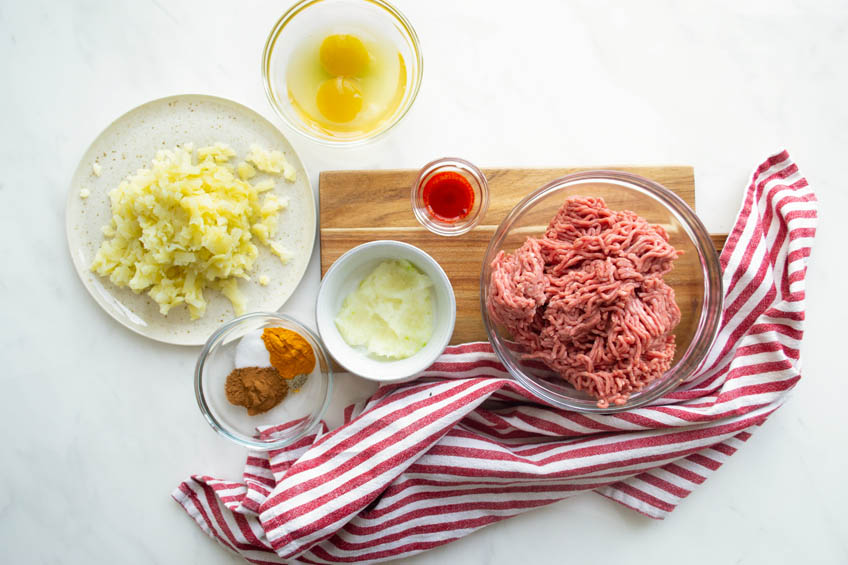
[320,167,726,344]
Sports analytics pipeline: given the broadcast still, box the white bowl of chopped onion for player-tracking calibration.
[316,240,456,382]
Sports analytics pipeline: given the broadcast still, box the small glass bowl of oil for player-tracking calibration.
[263,0,423,145]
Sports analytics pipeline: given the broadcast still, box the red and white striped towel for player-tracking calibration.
[174,151,817,564]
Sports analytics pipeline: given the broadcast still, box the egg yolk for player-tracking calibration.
[320,34,370,76]
[316,76,363,122]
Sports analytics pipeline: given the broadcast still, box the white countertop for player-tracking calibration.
[1,0,846,562]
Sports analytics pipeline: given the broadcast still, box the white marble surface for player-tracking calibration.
[1,0,846,562]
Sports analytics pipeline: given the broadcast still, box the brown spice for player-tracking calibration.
[261,327,316,380]
[225,366,288,416]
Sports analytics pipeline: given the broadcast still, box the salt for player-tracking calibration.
[234,329,272,369]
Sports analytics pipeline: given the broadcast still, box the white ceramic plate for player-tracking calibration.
[66,94,315,345]
[316,240,456,382]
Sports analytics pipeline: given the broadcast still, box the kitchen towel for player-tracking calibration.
[174,150,817,564]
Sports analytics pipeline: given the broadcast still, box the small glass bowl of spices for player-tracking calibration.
[411,157,490,236]
[195,312,333,450]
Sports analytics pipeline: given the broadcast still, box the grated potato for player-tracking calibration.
[247,144,297,181]
[90,143,296,319]
[237,161,257,180]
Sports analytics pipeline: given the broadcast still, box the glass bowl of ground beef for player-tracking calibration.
[481,171,723,413]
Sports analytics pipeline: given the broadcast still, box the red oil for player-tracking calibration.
[422,171,475,223]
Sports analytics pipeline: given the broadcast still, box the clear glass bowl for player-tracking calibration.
[411,157,490,236]
[195,312,333,450]
[480,171,723,413]
[262,0,423,145]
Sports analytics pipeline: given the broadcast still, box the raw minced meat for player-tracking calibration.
[487,196,682,408]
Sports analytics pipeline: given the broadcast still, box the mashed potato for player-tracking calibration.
[90,143,296,319]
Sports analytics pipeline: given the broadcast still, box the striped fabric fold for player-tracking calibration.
[173,150,817,564]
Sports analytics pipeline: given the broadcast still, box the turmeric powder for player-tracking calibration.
[261,327,316,380]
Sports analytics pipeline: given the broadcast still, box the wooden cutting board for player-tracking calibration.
[320,167,726,344]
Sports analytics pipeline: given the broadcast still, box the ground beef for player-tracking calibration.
[487,196,681,408]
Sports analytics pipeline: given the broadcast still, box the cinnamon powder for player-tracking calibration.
[225,366,288,415]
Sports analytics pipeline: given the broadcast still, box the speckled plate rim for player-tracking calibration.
[65,94,315,346]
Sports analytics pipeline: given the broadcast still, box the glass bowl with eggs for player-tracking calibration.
[262,0,423,145]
